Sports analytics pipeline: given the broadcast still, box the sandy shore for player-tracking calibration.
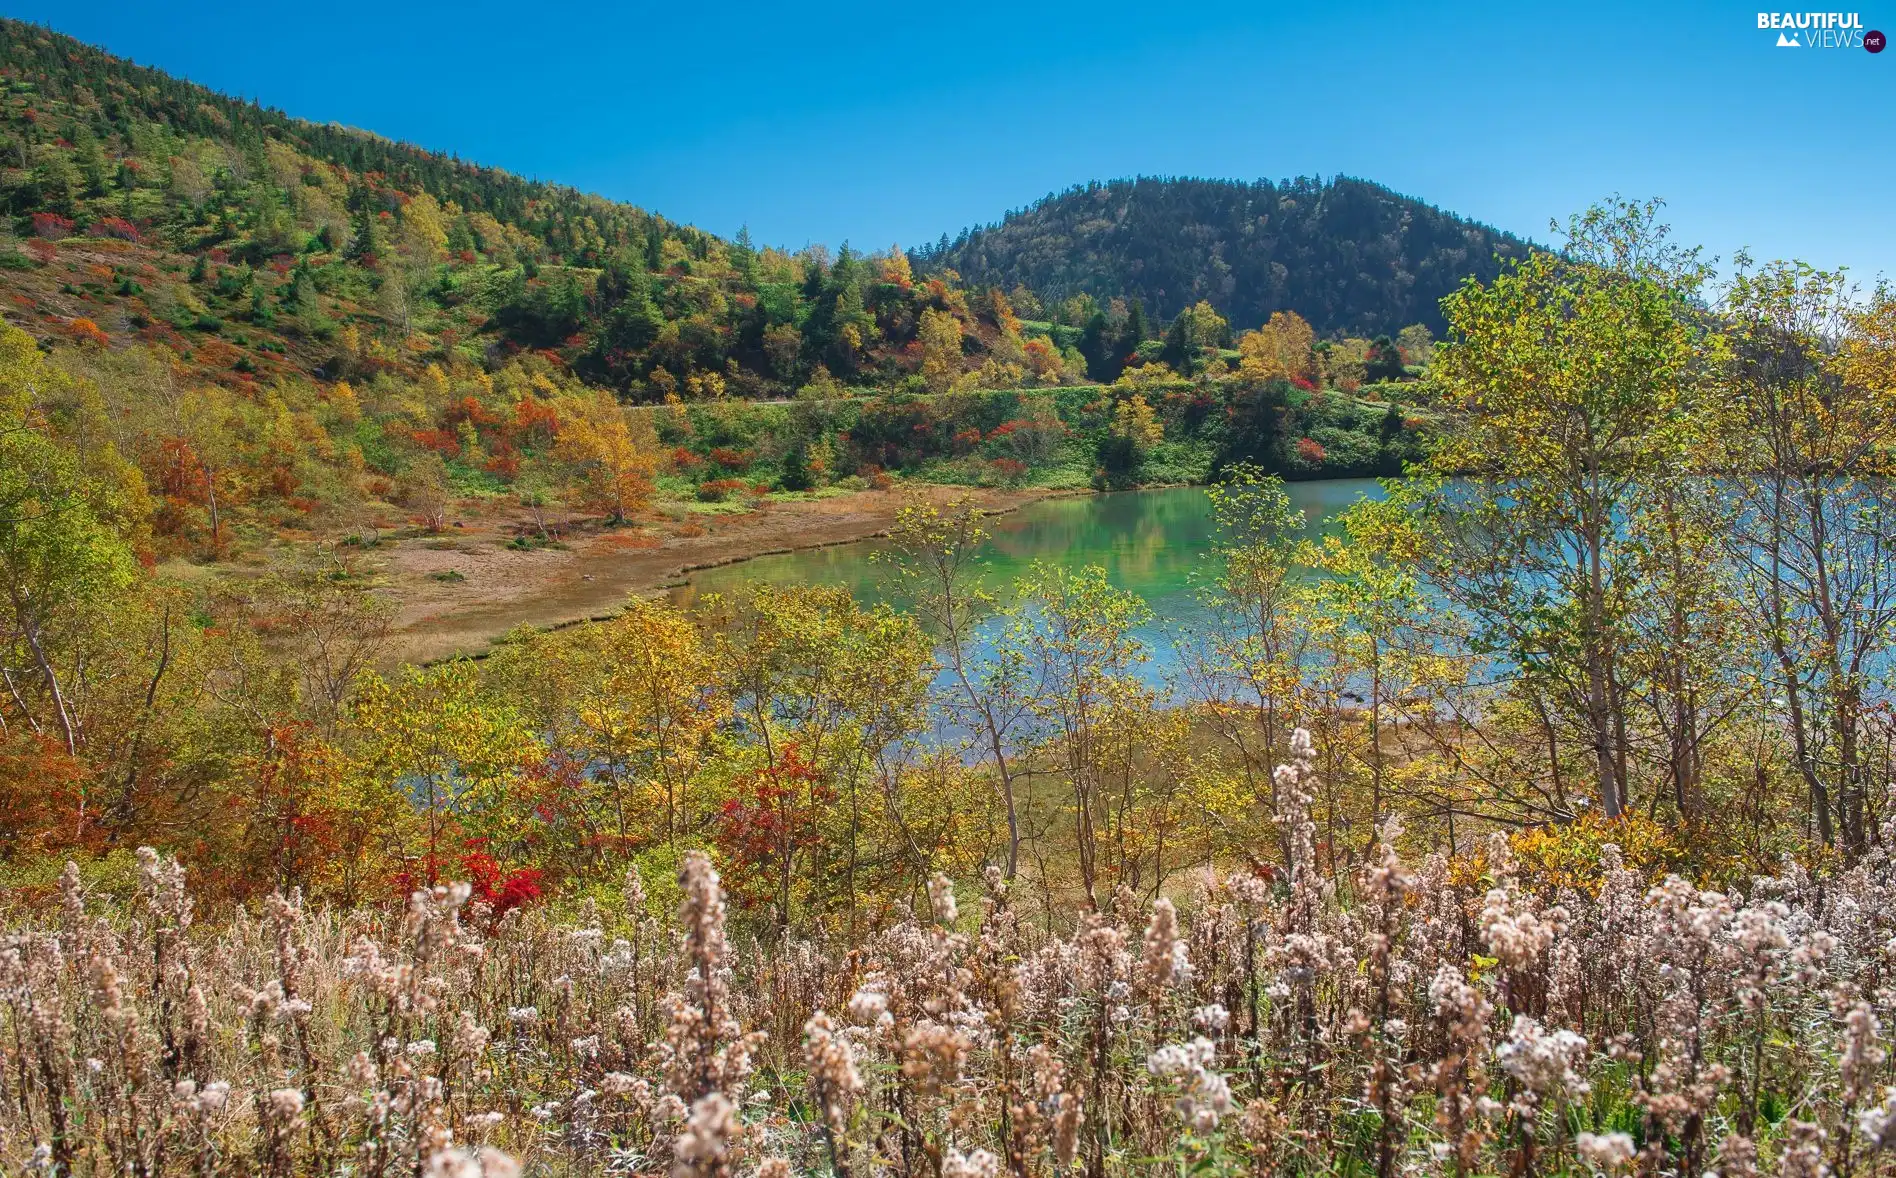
[379,485,1063,664]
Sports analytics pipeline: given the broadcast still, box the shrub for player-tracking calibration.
[87,216,140,243]
[696,477,748,502]
[61,317,109,347]
[29,212,73,239]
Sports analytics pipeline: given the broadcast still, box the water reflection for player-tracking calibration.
[669,480,1387,684]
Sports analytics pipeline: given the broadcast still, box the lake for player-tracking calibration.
[668,479,1387,679]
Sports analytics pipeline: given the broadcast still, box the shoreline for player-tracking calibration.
[382,484,1076,665]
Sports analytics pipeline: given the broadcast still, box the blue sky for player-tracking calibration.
[13,0,1894,288]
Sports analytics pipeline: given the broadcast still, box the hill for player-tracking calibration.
[0,19,1442,573]
[912,175,1535,337]
[0,19,1041,400]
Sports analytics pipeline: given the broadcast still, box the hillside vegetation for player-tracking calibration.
[913,175,1533,337]
[0,18,1103,403]
[0,20,1452,568]
[5,16,1896,1177]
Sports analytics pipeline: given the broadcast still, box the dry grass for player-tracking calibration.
[4,737,1895,1177]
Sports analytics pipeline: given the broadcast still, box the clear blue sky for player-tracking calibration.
[13,0,1894,287]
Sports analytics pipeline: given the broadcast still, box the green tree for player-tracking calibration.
[1003,563,1153,907]
[1721,265,1896,852]
[1404,199,1714,819]
[0,327,139,756]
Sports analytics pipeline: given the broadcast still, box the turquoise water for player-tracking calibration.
[668,480,1386,674]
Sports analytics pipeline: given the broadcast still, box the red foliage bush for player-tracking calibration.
[711,744,833,911]
[87,217,140,243]
[696,477,748,503]
[511,397,560,447]
[392,840,545,927]
[30,213,73,240]
[1295,436,1328,465]
[410,427,462,458]
[462,844,545,923]
[154,436,209,501]
[445,396,501,431]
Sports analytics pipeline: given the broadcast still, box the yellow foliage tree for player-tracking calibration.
[1238,310,1316,384]
[918,308,964,394]
[1110,393,1163,450]
[555,395,658,523]
[561,599,729,850]
[1114,362,1177,394]
[400,192,449,260]
[348,661,542,878]
[880,244,913,288]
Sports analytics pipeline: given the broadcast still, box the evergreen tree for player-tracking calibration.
[1365,334,1406,383]
[780,443,813,492]
[1160,314,1196,375]
[1078,311,1111,383]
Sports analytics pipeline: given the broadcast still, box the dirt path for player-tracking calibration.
[379,485,1061,664]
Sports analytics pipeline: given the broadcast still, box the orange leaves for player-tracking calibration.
[0,735,89,863]
[1022,335,1067,381]
[511,395,561,448]
[61,317,109,348]
[409,426,462,459]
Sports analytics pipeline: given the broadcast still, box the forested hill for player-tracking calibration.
[0,19,1051,400]
[0,16,1525,406]
[911,176,1535,337]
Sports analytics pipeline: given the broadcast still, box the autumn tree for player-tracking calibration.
[489,597,728,857]
[556,395,659,523]
[1159,300,1228,375]
[1002,564,1154,909]
[1721,266,1896,852]
[252,556,393,736]
[918,308,964,394]
[1396,323,1435,368]
[350,661,542,882]
[1184,465,1310,858]
[1405,199,1715,820]
[1238,310,1315,385]
[882,496,1031,878]
[1097,393,1163,486]
[716,585,934,934]
[396,451,453,531]
[0,326,139,758]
